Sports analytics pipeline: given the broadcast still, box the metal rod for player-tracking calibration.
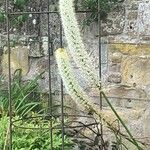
[98,0,102,111]
[92,42,150,45]
[6,0,12,149]
[47,0,53,149]
[61,79,64,150]
[59,15,65,150]
[12,113,96,122]
[97,0,105,149]
[13,120,98,130]
[107,96,150,101]
[8,10,99,15]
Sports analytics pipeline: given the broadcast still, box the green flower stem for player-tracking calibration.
[101,92,143,150]
[58,0,143,149]
[55,48,132,138]
[55,48,143,150]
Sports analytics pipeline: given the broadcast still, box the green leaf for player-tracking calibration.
[0,12,5,23]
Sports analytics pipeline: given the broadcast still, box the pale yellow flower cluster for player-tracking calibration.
[59,0,101,90]
[55,48,121,127]
[57,0,125,130]
[57,1,143,148]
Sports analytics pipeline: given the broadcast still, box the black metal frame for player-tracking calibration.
[4,0,104,149]
[5,0,148,150]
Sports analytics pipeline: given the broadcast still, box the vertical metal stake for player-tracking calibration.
[98,0,105,149]
[47,0,53,149]
[6,0,12,149]
[59,17,65,150]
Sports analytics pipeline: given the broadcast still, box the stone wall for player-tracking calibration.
[0,0,150,149]
[104,0,150,148]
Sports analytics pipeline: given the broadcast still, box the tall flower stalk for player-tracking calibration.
[59,0,101,90]
[58,0,143,149]
[55,48,121,126]
[55,48,142,150]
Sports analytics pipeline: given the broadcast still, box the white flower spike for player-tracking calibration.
[59,0,101,90]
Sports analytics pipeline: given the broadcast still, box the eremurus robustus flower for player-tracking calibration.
[55,48,124,127]
[59,0,101,90]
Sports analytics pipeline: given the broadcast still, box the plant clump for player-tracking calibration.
[75,0,124,26]
[57,0,144,149]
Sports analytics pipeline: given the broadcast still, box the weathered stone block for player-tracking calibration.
[110,52,122,63]
[2,46,29,76]
[105,86,147,108]
[41,36,49,55]
[109,63,121,72]
[108,73,122,83]
[101,6,125,36]
[143,108,150,147]
[121,56,150,87]
[137,1,150,36]
[28,37,44,57]
[109,43,150,55]
[127,11,138,20]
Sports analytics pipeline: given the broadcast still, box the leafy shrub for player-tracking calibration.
[0,0,28,27]
[0,69,74,149]
[0,116,74,150]
[75,0,124,26]
[0,116,8,149]
[0,69,42,118]
[0,10,5,23]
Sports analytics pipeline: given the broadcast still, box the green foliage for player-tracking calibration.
[14,0,28,10]
[11,14,28,28]
[13,0,28,27]
[0,116,8,148]
[0,10,6,23]
[76,0,124,26]
[0,69,74,150]
[0,116,74,150]
[0,0,28,26]
[0,69,42,118]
